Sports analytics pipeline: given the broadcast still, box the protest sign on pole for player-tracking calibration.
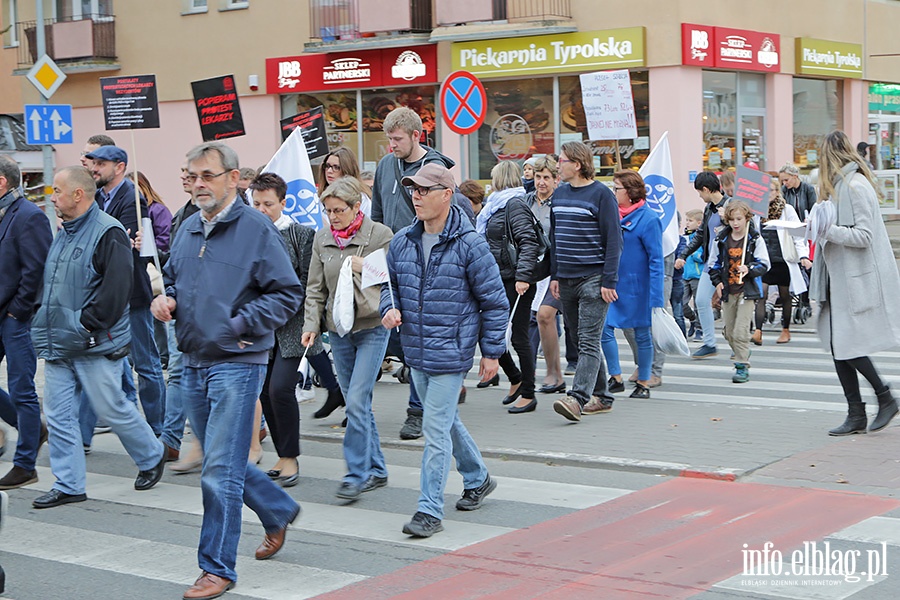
[579,69,637,142]
[280,106,329,160]
[100,74,160,130]
[734,165,772,217]
[191,75,246,141]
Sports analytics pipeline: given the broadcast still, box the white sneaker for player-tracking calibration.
[295,385,317,404]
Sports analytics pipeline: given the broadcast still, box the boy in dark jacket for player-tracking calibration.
[708,200,770,384]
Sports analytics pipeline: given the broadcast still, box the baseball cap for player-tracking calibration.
[401,163,456,190]
[857,141,871,153]
[85,146,128,164]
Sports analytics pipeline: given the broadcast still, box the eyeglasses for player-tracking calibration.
[408,185,445,196]
[184,171,230,184]
[324,163,342,171]
[558,158,574,165]
[613,186,626,191]
[322,205,351,216]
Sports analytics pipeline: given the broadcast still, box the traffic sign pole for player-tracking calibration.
[34,0,56,232]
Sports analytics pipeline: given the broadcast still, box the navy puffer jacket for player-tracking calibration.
[381,205,509,375]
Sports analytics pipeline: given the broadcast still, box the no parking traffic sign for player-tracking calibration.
[440,71,487,135]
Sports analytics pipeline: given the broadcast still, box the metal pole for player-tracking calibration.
[35,0,56,231]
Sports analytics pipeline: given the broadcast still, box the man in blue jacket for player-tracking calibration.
[0,156,51,490]
[152,142,302,600]
[381,163,508,538]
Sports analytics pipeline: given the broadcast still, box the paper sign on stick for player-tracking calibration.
[361,248,390,289]
[579,69,637,141]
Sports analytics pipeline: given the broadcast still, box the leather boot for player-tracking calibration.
[776,329,791,344]
[870,386,899,432]
[313,387,345,419]
[828,399,867,436]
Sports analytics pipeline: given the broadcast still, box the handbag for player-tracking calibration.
[652,307,690,356]
[780,228,800,263]
[504,200,551,281]
[332,256,355,337]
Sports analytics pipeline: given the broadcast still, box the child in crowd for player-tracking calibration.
[708,201,770,384]
[671,212,687,335]
[681,208,704,340]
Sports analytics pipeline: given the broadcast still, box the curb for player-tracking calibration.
[301,431,747,481]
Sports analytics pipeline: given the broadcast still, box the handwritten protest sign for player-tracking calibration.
[579,69,637,141]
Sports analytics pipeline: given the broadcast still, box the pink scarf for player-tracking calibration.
[619,199,645,220]
[331,210,364,249]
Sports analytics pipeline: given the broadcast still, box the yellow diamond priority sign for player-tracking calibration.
[26,54,66,100]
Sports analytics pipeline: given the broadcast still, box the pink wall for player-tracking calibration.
[57,95,281,214]
[843,79,868,143]
[649,66,704,214]
[766,73,794,172]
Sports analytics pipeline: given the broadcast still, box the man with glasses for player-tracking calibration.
[79,134,116,168]
[82,145,167,448]
[371,107,474,440]
[152,142,302,600]
[549,141,622,422]
[778,163,816,221]
[382,163,507,537]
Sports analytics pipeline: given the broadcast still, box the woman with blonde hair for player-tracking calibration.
[810,130,900,436]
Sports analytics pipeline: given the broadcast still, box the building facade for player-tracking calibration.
[2,0,899,213]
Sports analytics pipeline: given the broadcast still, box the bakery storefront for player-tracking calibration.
[450,28,648,180]
[682,24,780,172]
[868,83,900,213]
[265,45,439,170]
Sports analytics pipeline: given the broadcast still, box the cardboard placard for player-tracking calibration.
[280,106,329,160]
[579,69,637,141]
[100,74,160,130]
[191,75,245,141]
[733,165,772,217]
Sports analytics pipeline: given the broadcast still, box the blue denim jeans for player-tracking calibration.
[182,362,299,583]
[411,369,488,520]
[329,327,389,486]
[697,271,717,348]
[671,277,686,335]
[77,350,140,446]
[160,321,186,451]
[0,315,42,471]
[126,306,166,435]
[604,325,653,381]
[43,356,164,495]
[558,274,613,404]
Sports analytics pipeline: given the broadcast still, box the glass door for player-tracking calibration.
[739,113,765,170]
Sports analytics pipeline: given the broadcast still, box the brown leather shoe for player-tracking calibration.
[183,571,234,600]
[776,329,791,344]
[751,330,762,346]
[255,504,301,560]
[165,445,180,462]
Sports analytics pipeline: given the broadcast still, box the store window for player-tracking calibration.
[702,71,767,171]
[793,78,842,171]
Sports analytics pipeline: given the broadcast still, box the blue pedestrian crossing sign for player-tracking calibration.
[24,104,74,145]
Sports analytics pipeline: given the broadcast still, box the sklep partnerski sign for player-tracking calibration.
[682,24,780,73]
[265,45,438,94]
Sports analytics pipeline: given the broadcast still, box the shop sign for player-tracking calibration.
[682,24,780,73]
[869,83,900,113]
[265,45,438,94]
[451,27,646,79]
[797,38,862,79]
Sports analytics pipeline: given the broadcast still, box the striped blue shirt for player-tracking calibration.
[550,181,622,286]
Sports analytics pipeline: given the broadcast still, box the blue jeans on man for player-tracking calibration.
[697,271,717,349]
[182,362,299,583]
[159,320,186,451]
[43,356,164,495]
[410,369,488,520]
[0,316,42,471]
[126,306,166,435]
[329,327,389,486]
[558,274,613,405]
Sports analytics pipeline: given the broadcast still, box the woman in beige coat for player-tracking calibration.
[809,131,900,436]
[302,177,394,501]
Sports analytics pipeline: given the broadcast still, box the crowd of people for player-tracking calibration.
[1,107,900,599]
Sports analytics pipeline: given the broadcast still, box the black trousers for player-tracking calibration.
[498,279,537,399]
[259,342,301,458]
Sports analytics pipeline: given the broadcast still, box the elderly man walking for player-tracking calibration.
[381,163,508,537]
[31,166,166,509]
[152,142,302,600]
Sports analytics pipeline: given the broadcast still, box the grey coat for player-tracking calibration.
[810,163,900,360]
[276,222,318,358]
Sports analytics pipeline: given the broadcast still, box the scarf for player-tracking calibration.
[618,199,645,219]
[475,187,525,235]
[273,213,294,231]
[0,188,21,222]
[331,210,364,249]
[766,195,785,222]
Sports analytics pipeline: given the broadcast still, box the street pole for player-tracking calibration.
[34,0,56,231]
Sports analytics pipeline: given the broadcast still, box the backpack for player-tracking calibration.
[504,200,551,281]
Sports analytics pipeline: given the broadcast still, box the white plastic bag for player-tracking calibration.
[333,256,355,337]
[505,295,520,349]
[652,307,690,356]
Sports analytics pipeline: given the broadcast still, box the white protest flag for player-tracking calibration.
[361,248,390,288]
[262,126,323,230]
[639,131,680,256]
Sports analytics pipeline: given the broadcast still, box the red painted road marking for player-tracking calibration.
[315,478,899,600]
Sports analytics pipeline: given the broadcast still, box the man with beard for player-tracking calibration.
[83,146,167,444]
[152,142,302,599]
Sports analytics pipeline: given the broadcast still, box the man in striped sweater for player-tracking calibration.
[548,141,623,422]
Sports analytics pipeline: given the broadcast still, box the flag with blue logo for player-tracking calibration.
[639,131,679,256]
[261,126,323,230]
